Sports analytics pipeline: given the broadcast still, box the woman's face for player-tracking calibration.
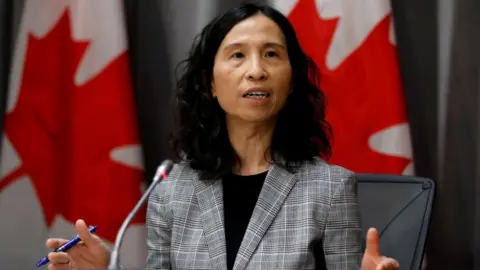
[212,14,292,123]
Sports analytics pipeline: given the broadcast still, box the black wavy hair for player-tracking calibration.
[171,3,332,179]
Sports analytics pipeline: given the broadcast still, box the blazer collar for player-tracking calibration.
[233,164,297,270]
[193,175,228,270]
[193,164,298,270]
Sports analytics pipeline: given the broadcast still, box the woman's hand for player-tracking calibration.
[361,228,400,270]
[45,219,111,270]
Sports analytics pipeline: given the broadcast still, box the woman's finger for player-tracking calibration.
[47,252,70,264]
[47,263,71,270]
[68,243,88,261]
[46,238,69,250]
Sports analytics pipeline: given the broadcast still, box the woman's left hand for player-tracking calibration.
[361,228,400,270]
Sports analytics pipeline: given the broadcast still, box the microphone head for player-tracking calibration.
[160,159,174,173]
[154,159,174,181]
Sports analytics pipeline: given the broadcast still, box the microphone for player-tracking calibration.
[107,159,174,270]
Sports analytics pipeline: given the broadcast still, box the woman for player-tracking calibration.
[46,3,400,270]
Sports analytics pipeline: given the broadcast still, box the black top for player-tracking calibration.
[222,171,267,270]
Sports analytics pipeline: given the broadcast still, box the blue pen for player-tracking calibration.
[36,225,98,268]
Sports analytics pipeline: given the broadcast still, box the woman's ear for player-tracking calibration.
[211,81,216,98]
[212,86,216,98]
[210,80,217,98]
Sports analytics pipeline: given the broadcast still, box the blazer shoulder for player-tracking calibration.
[149,161,197,203]
[299,157,356,184]
[296,158,358,201]
[166,161,196,180]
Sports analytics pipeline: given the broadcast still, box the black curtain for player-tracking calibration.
[391,0,438,181]
[0,0,13,139]
[378,1,441,266]
[389,2,439,267]
[393,0,480,268]
[123,0,174,182]
[431,0,480,268]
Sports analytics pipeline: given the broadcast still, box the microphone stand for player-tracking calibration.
[107,160,174,270]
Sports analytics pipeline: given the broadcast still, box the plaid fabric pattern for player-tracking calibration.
[146,158,363,270]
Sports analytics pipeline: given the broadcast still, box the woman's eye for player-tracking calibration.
[232,52,244,59]
[266,51,278,57]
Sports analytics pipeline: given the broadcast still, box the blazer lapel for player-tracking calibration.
[193,176,228,270]
[233,164,298,270]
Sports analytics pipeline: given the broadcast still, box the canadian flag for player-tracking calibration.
[271,0,414,175]
[0,0,146,268]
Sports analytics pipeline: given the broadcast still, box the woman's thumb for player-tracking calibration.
[365,227,380,257]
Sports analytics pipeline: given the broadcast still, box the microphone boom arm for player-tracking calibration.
[107,160,174,270]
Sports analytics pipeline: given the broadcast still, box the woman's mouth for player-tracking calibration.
[243,91,271,99]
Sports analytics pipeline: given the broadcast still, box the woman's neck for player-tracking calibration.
[226,117,276,176]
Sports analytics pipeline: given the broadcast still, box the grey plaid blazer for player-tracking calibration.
[146,158,363,270]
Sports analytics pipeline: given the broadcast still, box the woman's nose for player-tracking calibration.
[246,58,268,81]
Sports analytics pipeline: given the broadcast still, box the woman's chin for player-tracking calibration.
[231,113,278,124]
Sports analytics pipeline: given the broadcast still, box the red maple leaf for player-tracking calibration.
[288,0,410,174]
[0,9,144,241]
